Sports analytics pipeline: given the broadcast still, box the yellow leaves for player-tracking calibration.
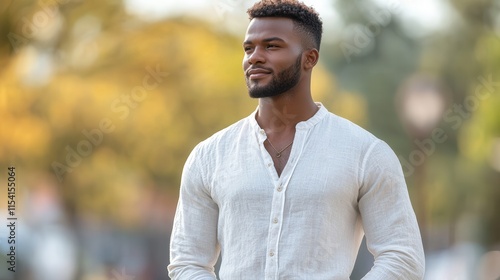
[458,123,490,162]
[0,85,50,161]
[180,29,245,98]
[331,91,369,127]
[458,94,500,167]
[456,33,500,166]
[311,63,336,102]
[0,17,362,223]
[490,138,500,172]
[0,114,51,160]
[474,33,500,72]
[311,63,368,127]
[68,147,147,228]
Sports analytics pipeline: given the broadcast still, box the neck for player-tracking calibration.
[255,88,318,135]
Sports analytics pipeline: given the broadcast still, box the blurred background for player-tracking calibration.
[0,0,499,279]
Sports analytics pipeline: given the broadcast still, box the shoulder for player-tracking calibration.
[322,111,379,148]
[321,112,401,176]
[190,116,251,159]
[202,117,250,146]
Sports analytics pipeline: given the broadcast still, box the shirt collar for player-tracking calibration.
[296,102,328,130]
[248,102,328,135]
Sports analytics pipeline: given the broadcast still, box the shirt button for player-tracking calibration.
[277,187,283,192]
[273,218,278,224]
[260,129,266,135]
[270,251,275,257]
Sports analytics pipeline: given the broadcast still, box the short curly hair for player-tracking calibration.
[247,0,323,50]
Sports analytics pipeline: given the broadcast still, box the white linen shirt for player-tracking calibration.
[168,103,425,279]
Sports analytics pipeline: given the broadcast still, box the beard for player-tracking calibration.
[246,54,302,98]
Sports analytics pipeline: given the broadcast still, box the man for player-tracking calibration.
[168,0,425,279]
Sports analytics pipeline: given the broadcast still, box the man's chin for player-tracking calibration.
[248,88,282,98]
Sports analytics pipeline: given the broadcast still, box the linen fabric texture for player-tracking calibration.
[168,103,425,279]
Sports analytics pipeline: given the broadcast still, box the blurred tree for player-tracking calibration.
[0,0,342,226]
[418,0,500,248]
[321,0,500,250]
[2,0,498,278]
[324,0,421,148]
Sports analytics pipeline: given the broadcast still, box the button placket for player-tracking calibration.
[265,179,285,278]
[263,127,309,279]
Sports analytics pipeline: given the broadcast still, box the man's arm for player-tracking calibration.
[168,145,220,280]
[358,140,425,280]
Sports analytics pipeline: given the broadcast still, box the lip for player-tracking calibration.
[247,68,272,80]
[249,73,270,80]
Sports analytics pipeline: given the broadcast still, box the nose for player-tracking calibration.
[246,46,265,65]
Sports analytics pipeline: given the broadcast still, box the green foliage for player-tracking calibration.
[0,2,344,226]
[0,0,498,249]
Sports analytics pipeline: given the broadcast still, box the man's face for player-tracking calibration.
[242,17,304,98]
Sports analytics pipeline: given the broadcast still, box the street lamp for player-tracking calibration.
[396,75,448,138]
[395,74,449,249]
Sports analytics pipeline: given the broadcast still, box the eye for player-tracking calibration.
[244,46,253,53]
[267,44,279,49]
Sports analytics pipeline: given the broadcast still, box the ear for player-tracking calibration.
[303,49,319,70]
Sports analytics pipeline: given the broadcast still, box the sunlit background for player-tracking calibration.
[1,0,500,279]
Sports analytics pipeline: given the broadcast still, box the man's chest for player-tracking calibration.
[208,150,360,212]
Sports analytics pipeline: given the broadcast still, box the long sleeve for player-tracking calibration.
[168,145,220,280]
[168,105,424,279]
[358,140,425,280]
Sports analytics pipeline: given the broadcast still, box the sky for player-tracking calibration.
[123,0,456,39]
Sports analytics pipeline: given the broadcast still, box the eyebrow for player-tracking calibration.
[243,37,286,45]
